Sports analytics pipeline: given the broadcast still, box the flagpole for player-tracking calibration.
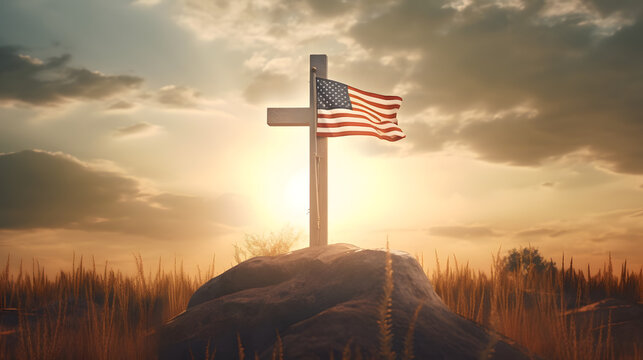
[309,55,328,247]
[312,67,320,240]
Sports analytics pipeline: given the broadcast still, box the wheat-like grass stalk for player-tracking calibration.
[377,240,395,360]
[341,338,353,360]
[237,332,245,360]
[402,304,422,360]
[272,329,284,360]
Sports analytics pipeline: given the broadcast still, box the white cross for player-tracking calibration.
[267,55,328,247]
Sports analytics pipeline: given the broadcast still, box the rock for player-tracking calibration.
[159,244,531,359]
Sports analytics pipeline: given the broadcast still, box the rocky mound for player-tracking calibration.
[159,244,531,359]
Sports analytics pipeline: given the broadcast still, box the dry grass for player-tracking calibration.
[233,226,300,264]
[0,253,214,359]
[428,250,642,360]
[377,242,395,360]
[1,250,641,359]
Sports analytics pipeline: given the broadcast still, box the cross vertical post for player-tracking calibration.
[266,54,328,247]
[310,55,328,247]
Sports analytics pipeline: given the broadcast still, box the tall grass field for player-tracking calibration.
[1,250,640,359]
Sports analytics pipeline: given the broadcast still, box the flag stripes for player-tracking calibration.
[316,78,405,142]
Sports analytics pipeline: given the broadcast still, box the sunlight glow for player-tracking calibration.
[283,167,309,223]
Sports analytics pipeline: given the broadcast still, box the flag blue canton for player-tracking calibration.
[316,78,352,110]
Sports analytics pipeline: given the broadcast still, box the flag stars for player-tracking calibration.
[316,78,352,110]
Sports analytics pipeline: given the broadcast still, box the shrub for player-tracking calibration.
[233,225,300,264]
[502,246,556,275]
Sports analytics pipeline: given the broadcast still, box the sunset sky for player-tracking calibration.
[1,0,641,273]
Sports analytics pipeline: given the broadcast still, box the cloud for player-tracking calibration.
[175,0,643,173]
[113,122,158,138]
[346,0,643,173]
[630,209,643,218]
[176,0,386,47]
[515,227,571,238]
[429,225,499,239]
[505,209,643,263]
[589,229,643,244]
[243,72,300,104]
[132,0,161,6]
[420,209,643,267]
[156,85,201,108]
[0,150,251,240]
[107,100,136,110]
[582,0,643,18]
[0,46,142,106]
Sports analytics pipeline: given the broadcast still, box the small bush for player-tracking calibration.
[233,225,300,264]
[502,246,556,275]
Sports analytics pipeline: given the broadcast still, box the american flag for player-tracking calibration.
[316,78,405,142]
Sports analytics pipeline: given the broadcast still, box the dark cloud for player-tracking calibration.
[0,46,142,106]
[515,228,571,238]
[347,0,643,174]
[113,122,156,138]
[629,209,643,218]
[107,100,135,110]
[589,229,643,244]
[156,85,201,108]
[429,225,498,239]
[301,0,398,18]
[301,0,352,17]
[402,121,458,152]
[541,182,556,188]
[181,0,396,45]
[582,0,643,17]
[243,72,300,104]
[0,150,250,240]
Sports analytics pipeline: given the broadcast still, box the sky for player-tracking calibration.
[1,0,642,274]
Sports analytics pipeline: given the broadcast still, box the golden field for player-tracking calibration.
[1,249,640,360]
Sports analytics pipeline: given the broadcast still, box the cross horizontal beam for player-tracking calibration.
[267,107,312,126]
